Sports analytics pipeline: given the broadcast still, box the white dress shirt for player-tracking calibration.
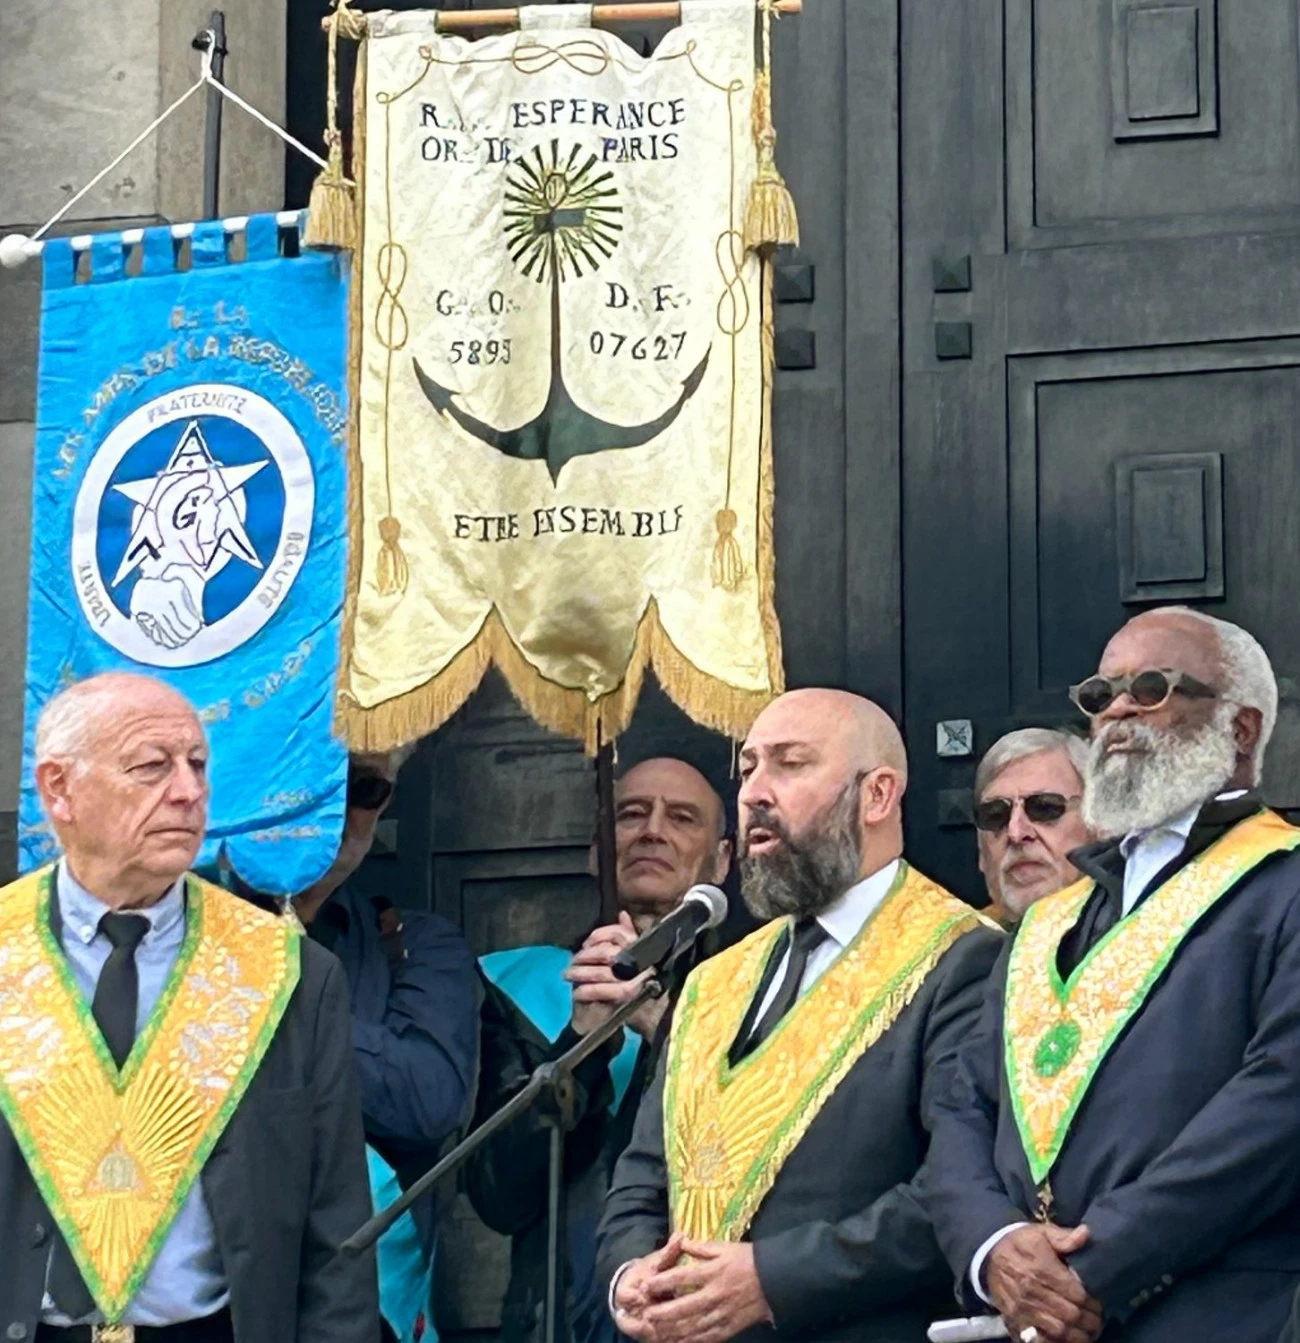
[968,791,1250,1301]
[609,859,902,1319]
[751,858,902,1023]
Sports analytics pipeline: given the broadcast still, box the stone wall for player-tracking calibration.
[0,0,288,858]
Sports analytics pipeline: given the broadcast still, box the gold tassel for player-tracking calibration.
[743,5,800,253]
[376,516,409,595]
[303,3,359,251]
[712,508,744,590]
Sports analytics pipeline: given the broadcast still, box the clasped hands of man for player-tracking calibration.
[613,1223,1104,1343]
[613,1233,773,1343]
[987,1223,1105,1343]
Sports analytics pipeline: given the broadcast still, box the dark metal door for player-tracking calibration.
[901,0,1300,897]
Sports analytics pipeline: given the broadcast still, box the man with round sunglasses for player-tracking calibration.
[926,607,1300,1343]
[974,729,1092,924]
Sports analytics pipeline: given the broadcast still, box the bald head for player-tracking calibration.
[35,674,209,909]
[36,673,200,767]
[738,689,908,919]
[759,688,909,783]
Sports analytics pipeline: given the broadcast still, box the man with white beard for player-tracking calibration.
[925,607,1300,1343]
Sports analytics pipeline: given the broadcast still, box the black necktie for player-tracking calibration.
[93,912,150,1069]
[47,911,150,1319]
[742,918,828,1057]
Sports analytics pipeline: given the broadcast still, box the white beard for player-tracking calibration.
[1083,704,1239,840]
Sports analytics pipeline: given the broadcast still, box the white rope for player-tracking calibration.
[212,74,331,175]
[31,77,207,242]
[5,29,330,266]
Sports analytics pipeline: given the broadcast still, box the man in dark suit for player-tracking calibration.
[925,607,1300,1343]
[596,689,1003,1343]
[0,672,377,1343]
[467,757,734,1343]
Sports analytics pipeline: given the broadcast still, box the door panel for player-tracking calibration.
[1010,0,1300,244]
[903,0,1300,899]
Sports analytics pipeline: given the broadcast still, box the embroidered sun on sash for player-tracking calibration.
[0,868,300,1321]
[1005,809,1300,1185]
[664,864,987,1243]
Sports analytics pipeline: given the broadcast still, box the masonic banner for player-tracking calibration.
[23,216,350,894]
[342,0,783,750]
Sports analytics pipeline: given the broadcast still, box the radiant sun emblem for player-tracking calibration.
[502,142,623,283]
[414,138,710,483]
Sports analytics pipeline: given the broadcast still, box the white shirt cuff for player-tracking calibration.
[969,1223,1029,1303]
[608,1259,635,1320]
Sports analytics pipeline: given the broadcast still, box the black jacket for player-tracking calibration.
[0,933,380,1343]
[926,798,1300,1343]
[596,922,1003,1343]
[465,946,695,1343]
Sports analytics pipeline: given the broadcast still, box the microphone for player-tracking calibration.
[611,884,728,981]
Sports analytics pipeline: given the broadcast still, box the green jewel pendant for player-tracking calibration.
[1033,1019,1082,1078]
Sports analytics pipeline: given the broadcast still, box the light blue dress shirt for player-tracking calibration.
[43,863,230,1326]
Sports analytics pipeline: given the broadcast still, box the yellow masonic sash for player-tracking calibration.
[1005,809,1300,1186]
[0,867,300,1321]
[665,863,986,1242]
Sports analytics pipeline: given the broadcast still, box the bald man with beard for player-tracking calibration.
[596,690,1003,1343]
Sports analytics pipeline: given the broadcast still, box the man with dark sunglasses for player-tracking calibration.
[974,729,1092,924]
[291,750,479,1343]
[926,607,1300,1343]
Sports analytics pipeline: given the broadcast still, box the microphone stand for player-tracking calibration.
[343,973,668,1343]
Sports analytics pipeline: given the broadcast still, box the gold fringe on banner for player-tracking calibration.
[743,2,799,252]
[336,258,785,756]
[303,2,360,250]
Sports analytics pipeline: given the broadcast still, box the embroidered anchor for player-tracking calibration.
[413,140,710,484]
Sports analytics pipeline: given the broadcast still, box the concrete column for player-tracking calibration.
[0,0,288,870]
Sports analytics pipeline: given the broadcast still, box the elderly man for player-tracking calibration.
[0,672,376,1343]
[975,729,1091,923]
[596,691,1002,1343]
[467,757,733,1343]
[927,608,1300,1343]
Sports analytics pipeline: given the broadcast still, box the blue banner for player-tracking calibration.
[22,215,349,895]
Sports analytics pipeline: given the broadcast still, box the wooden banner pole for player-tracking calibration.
[323,0,801,35]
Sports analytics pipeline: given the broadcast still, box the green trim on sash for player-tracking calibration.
[0,871,301,1319]
[1004,810,1300,1185]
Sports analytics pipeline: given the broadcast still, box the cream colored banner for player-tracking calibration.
[342,0,783,749]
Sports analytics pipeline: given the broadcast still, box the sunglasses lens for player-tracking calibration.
[348,775,393,811]
[1023,793,1069,824]
[974,799,1013,833]
[1130,669,1172,708]
[1075,677,1115,716]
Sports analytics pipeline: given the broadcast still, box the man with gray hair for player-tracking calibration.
[974,728,1092,923]
[927,608,1300,1343]
[0,672,377,1343]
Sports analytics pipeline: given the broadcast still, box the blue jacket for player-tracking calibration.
[316,881,480,1160]
[925,799,1300,1342]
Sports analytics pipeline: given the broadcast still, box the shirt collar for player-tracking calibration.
[56,861,187,947]
[816,858,901,949]
[1119,789,1250,859]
